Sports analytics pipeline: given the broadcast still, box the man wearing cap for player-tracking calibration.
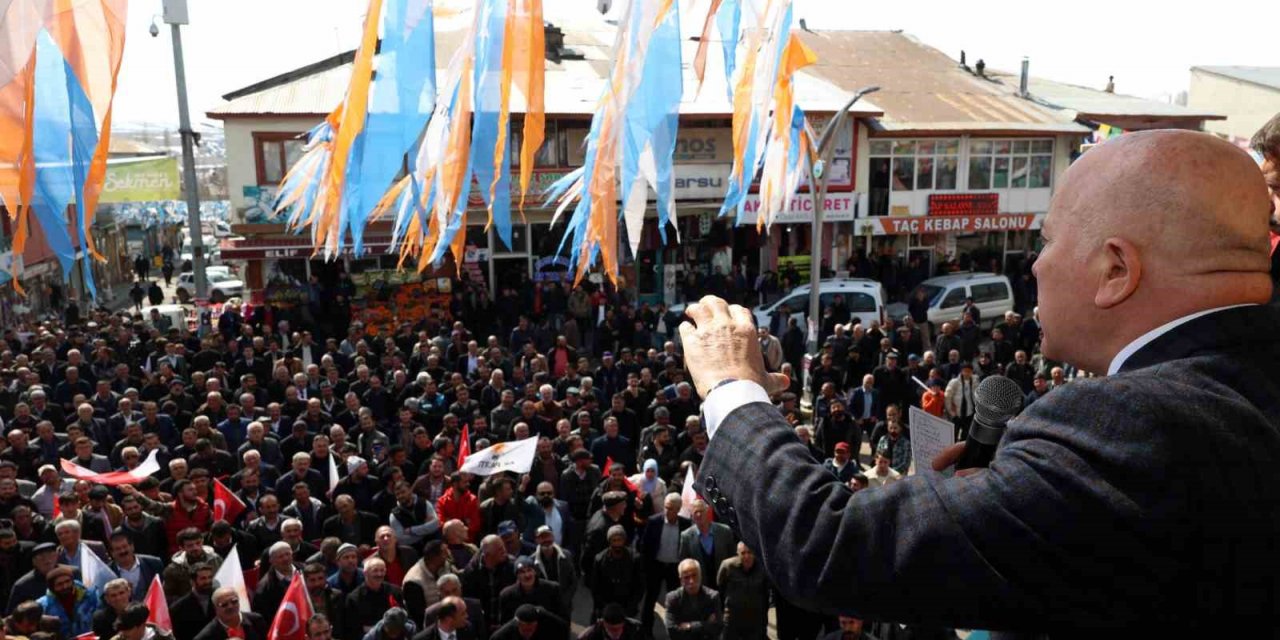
[496,521,534,559]
[822,442,859,484]
[588,525,643,621]
[944,360,978,441]
[529,525,576,618]
[327,543,364,596]
[37,564,100,638]
[558,449,601,538]
[581,491,629,577]
[252,541,301,615]
[813,398,857,463]
[499,556,565,623]
[334,453,380,512]
[6,541,73,614]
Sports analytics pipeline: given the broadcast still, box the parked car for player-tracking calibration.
[889,271,1014,329]
[668,278,887,338]
[176,271,244,304]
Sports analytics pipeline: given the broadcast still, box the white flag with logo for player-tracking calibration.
[213,546,251,612]
[458,437,538,476]
[80,543,114,589]
[327,451,340,497]
[679,465,698,519]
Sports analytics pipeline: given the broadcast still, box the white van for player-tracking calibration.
[902,272,1014,329]
[754,278,887,334]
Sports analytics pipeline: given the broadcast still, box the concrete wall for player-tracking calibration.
[222,116,323,221]
[1188,70,1280,142]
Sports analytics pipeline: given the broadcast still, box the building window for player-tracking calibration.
[511,120,560,168]
[869,139,960,192]
[253,133,306,185]
[968,139,1054,190]
[868,138,959,216]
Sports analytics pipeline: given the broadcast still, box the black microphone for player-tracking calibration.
[954,374,1024,471]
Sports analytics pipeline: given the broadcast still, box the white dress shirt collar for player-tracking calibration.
[1107,304,1256,375]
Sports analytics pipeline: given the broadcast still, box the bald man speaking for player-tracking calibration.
[679,130,1280,636]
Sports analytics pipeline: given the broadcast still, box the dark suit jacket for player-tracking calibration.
[677,524,734,591]
[169,592,214,640]
[699,304,1280,635]
[321,511,380,545]
[192,611,268,640]
[663,587,722,640]
[639,513,691,564]
[847,387,880,422]
[414,623,478,640]
[111,554,164,600]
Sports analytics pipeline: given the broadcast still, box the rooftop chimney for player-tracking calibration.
[1019,57,1029,97]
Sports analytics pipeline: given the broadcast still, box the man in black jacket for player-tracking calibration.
[677,131,1280,635]
[497,556,564,622]
[169,564,216,640]
[461,536,515,637]
[194,587,268,640]
[638,493,690,637]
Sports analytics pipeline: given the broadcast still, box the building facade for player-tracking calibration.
[1189,66,1280,145]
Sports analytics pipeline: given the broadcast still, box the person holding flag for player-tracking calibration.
[264,571,313,640]
[109,603,177,640]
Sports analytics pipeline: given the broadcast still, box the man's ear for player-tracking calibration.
[1094,237,1142,309]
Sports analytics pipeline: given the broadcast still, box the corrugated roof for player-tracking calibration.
[797,30,1088,134]
[986,70,1223,120]
[208,24,884,119]
[1192,66,1280,92]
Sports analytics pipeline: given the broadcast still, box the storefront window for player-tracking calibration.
[870,138,960,192]
[968,138,1054,190]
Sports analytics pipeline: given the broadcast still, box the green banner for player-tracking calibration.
[101,156,181,203]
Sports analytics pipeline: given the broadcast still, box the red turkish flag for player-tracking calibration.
[213,478,246,524]
[457,425,471,469]
[604,457,639,493]
[144,574,172,631]
[267,572,314,640]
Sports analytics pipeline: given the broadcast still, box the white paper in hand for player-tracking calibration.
[908,406,955,476]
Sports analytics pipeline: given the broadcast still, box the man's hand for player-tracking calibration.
[931,442,982,478]
[679,296,789,399]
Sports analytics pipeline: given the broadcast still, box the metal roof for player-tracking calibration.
[208,24,883,119]
[986,70,1224,121]
[797,30,1089,135]
[1192,66,1280,92]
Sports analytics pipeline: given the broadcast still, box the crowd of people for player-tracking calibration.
[0,249,1057,640]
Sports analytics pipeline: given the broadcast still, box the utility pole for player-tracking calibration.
[802,85,880,409]
[159,0,208,303]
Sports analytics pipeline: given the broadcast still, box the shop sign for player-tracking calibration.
[101,157,181,203]
[873,213,1040,235]
[751,193,858,224]
[673,165,729,200]
[566,127,735,165]
[928,193,999,216]
[467,169,569,207]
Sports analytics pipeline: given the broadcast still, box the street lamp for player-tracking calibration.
[154,0,208,303]
[802,85,880,409]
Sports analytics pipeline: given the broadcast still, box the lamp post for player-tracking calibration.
[802,85,880,409]
[155,0,208,303]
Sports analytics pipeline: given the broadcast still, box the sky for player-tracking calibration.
[113,0,1279,129]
